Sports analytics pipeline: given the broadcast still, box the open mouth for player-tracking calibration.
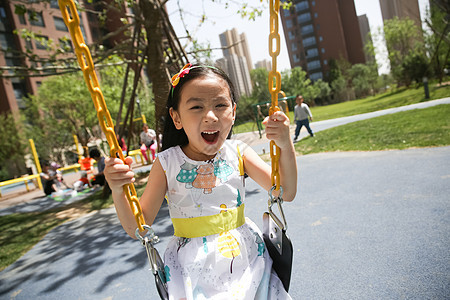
[201,131,219,143]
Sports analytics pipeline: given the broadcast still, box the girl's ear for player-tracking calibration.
[169,107,183,130]
[232,103,236,124]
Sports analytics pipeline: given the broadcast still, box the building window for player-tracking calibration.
[310,72,323,81]
[293,54,300,63]
[312,1,316,6]
[13,81,28,106]
[295,1,309,12]
[50,0,59,9]
[292,43,297,51]
[25,38,33,50]
[286,19,293,29]
[321,48,325,53]
[35,35,49,50]
[301,24,314,35]
[297,12,311,24]
[29,11,45,27]
[302,36,316,48]
[59,38,73,52]
[314,12,318,18]
[53,16,68,31]
[307,60,321,70]
[288,31,295,40]
[283,9,290,17]
[306,48,319,58]
[323,59,328,65]
[319,36,323,42]
[0,32,16,51]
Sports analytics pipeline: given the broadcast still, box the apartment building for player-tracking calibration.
[280,0,366,81]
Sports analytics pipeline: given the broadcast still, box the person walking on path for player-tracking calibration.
[293,94,314,141]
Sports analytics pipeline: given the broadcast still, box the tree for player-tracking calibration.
[0,112,27,180]
[281,67,311,99]
[383,17,427,86]
[250,68,270,103]
[311,79,331,105]
[4,0,267,149]
[349,64,377,98]
[22,56,150,162]
[425,0,450,83]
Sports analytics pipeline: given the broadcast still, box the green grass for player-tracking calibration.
[309,84,450,122]
[0,211,67,271]
[295,104,450,155]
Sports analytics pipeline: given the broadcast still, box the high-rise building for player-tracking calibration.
[280,0,366,81]
[358,14,375,63]
[219,28,253,72]
[218,28,253,97]
[254,59,272,71]
[379,0,422,30]
[216,54,252,98]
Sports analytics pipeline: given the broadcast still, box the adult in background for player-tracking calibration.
[89,148,105,186]
[89,148,111,197]
[140,123,157,163]
[293,94,314,142]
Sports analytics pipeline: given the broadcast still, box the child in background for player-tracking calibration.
[73,171,91,191]
[140,123,157,163]
[104,64,297,299]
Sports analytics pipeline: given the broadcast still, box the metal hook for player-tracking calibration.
[268,186,288,231]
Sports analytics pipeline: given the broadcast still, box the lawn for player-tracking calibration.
[294,104,450,155]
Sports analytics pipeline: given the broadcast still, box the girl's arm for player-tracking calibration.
[243,111,297,202]
[104,156,167,238]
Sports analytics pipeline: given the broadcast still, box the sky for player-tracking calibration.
[166,0,430,74]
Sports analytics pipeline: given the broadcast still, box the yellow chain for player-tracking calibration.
[268,0,281,190]
[59,0,146,232]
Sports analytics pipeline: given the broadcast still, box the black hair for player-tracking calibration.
[89,148,101,158]
[161,64,237,151]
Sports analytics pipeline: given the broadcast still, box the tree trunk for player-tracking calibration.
[139,0,171,141]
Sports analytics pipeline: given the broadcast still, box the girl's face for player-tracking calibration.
[170,75,236,161]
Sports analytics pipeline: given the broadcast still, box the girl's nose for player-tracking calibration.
[204,109,218,122]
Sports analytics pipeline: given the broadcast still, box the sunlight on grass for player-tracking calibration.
[295,104,450,155]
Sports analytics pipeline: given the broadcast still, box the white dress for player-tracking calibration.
[158,140,291,300]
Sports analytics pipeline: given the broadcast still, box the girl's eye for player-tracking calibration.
[216,103,229,108]
[190,106,202,110]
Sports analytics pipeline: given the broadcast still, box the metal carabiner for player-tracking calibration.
[135,225,168,300]
[268,185,288,231]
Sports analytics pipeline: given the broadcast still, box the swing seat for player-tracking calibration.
[263,211,293,292]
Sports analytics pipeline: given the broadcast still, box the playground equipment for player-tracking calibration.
[253,96,295,138]
[59,0,165,297]
[0,139,42,198]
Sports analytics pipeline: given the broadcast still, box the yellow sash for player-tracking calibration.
[172,204,245,238]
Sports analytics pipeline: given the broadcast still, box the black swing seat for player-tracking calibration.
[262,196,293,292]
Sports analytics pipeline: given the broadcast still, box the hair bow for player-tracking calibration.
[171,63,192,87]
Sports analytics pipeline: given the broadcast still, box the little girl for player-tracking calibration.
[104,64,297,299]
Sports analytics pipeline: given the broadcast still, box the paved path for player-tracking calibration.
[1,98,449,299]
[1,146,449,299]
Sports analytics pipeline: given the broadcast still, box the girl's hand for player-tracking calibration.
[262,110,292,150]
[104,156,135,194]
